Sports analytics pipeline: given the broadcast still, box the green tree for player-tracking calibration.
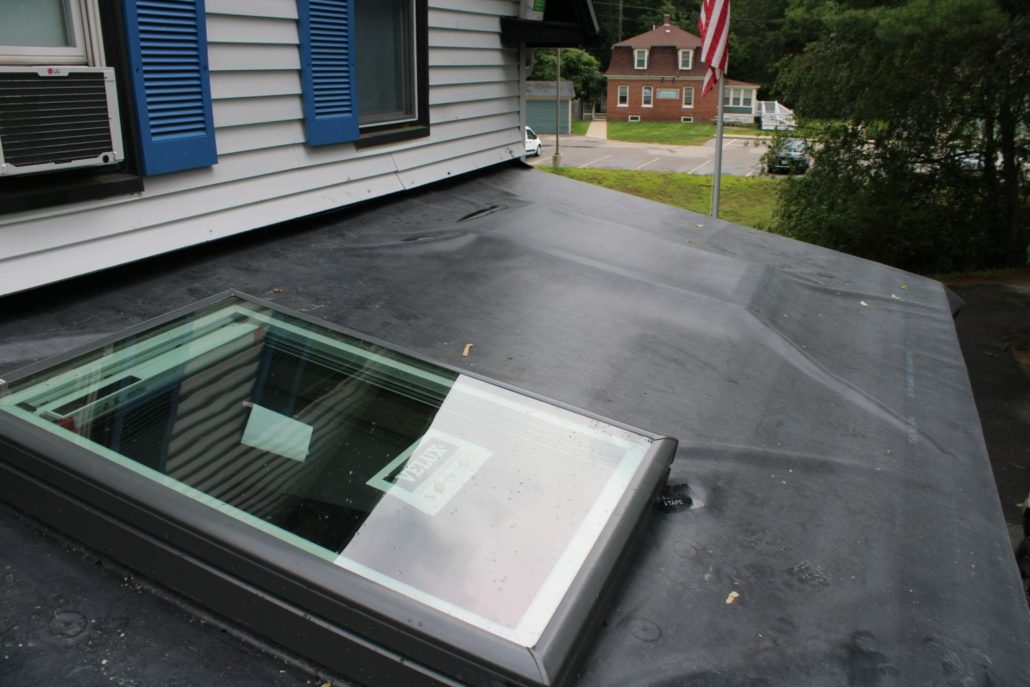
[772,0,1029,271]
[729,0,793,98]
[529,48,606,107]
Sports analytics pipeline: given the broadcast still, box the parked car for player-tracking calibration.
[766,137,809,174]
[525,126,542,157]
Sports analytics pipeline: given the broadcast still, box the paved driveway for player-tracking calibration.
[528,135,771,176]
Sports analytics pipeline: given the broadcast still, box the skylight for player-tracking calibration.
[0,292,676,686]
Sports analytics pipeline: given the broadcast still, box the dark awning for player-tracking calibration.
[1,163,1027,685]
[501,0,603,47]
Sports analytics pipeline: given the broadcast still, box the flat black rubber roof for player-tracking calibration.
[1,162,1028,685]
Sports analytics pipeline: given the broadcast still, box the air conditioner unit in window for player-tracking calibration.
[0,66,124,177]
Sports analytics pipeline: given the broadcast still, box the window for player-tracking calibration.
[634,48,648,69]
[1,1,215,177]
[723,88,755,109]
[678,49,693,70]
[682,87,694,108]
[642,86,653,107]
[628,115,641,122]
[0,0,88,64]
[2,0,217,178]
[0,0,219,214]
[356,0,421,129]
[299,0,429,148]
[0,292,676,687]
[617,85,628,107]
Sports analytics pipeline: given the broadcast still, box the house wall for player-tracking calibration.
[605,45,755,123]
[608,44,699,78]
[0,0,523,296]
[608,80,708,122]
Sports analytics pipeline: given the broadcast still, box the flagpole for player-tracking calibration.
[700,0,729,218]
[711,76,725,218]
[553,48,562,168]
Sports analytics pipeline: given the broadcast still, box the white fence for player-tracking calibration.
[758,101,795,130]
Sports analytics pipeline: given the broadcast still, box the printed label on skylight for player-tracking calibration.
[240,403,313,462]
[368,429,491,515]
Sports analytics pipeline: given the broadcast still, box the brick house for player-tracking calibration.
[605,15,759,124]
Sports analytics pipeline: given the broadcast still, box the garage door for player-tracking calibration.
[527,99,570,134]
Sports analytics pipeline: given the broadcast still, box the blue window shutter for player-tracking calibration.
[298,0,359,146]
[122,0,217,176]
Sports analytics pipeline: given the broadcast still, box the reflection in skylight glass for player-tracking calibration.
[0,297,653,647]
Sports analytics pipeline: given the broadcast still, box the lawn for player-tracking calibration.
[607,121,762,146]
[571,119,591,136]
[540,167,782,229]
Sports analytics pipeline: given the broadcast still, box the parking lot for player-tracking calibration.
[528,134,772,176]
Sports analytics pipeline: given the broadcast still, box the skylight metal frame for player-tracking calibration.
[0,291,676,687]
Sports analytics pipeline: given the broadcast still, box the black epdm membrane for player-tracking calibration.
[1,164,1029,686]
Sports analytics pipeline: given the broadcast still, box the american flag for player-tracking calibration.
[698,0,730,97]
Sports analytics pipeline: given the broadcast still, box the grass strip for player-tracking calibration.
[571,120,591,136]
[607,121,761,146]
[539,167,782,229]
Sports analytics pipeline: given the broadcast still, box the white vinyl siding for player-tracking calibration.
[0,0,524,295]
[634,49,647,69]
[617,85,628,107]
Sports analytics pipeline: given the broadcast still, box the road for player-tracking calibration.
[527,134,771,176]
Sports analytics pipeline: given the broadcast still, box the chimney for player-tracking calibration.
[663,14,671,26]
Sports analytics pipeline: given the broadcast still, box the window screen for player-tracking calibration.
[356,0,417,127]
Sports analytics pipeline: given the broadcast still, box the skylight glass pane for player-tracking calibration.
[0,296,656,648]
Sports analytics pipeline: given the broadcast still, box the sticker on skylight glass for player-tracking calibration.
[240,403,313,462]
[367,429,491,515]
